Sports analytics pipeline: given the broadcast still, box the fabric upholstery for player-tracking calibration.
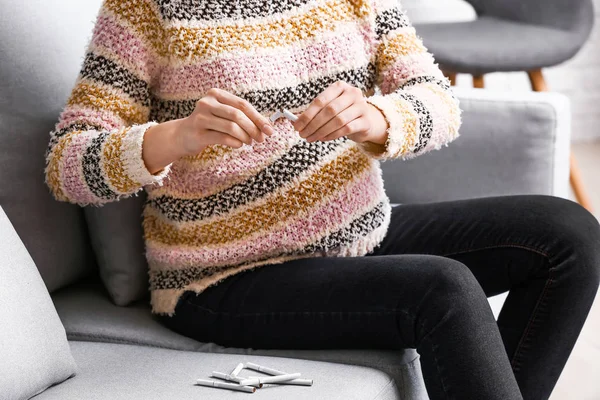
[34,341,406,400]
[0,206,77,400]
[85,193,152,306]
[0,0,103,292]
[0,0,149,305]
[51,279,428,399]
[380,87,571,204]
[466,0,594,33]
[416,17,584,75]
[414,0,594,75]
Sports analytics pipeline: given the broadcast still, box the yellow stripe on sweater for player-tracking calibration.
[143,146,372,246]
[45,131,86,202]
[390,96,420,156]
[166,0,371,61]
[67,80,147,126]
[104,0,168,58]
[377,28,427,71]
[102,127,142,192]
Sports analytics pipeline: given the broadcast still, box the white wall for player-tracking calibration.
[404,0,600,142]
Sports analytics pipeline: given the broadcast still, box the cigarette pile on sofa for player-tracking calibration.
[195,361,314,394]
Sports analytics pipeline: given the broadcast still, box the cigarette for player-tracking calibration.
[245,362,313,385]
[231,362,245,377]
[245,362,287,376]
[211,371,263,388]
[195,378,256,393]
[248,376,313,386]
[282,109,298,122]
[240,373,301,386]
[269,110,283,123]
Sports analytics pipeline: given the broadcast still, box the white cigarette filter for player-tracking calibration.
[195,378,256,393]
[231,362,245,377]
[282,109,298,122]
[249,376,313,386]
[245,362,287,376]
[240,372,301,386]
[211,371,262,388]
[269,110,283,123]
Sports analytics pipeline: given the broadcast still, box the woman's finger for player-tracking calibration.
[205,114,253,145]
[204,130,245,149]
[301,89,356,140]
[212,102,265,143]
[322,116,369,142]
[293,81,347,133]
[305,102,362,143]
[208,88,274,136]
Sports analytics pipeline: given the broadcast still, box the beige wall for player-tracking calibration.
[405,0,600,142]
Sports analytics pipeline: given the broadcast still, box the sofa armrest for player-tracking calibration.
[381,87,571,204]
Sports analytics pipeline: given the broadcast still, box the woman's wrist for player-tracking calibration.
[364,103,389,145]
[142,119,189,175]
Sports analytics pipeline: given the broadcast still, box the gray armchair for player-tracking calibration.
[414,0,594,211]
[0,0,571,398]
[415,0,594,79]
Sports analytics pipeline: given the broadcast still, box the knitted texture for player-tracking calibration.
[44,0,461,316]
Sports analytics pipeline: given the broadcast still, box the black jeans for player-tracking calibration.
[158,195,600,400]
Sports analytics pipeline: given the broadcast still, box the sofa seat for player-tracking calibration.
[50,279,428,399]
[32,341,402,399]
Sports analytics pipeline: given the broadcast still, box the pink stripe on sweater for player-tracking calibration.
[146,165,385,269]
[157,122,299,197]
[56,105,124,133]
[59,132,102,204]
[158,25,376,96]
[380,53,444,94]
[92,14,156,79]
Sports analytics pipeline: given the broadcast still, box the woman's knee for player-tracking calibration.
[536,196,600,285]
[375,255,487,310]
[410,256,493,344]
[426,257,486,301]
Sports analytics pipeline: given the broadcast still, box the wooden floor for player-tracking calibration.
[551,140,600,400]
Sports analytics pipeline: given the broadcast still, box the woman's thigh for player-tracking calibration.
[160,253,490,351]
[371,195,597,296]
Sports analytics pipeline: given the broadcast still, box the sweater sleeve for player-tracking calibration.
[358,0,462,161]
[44,0,172,207]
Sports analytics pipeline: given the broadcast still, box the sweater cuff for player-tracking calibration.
[359,94,407,160]
[120,121,172,187]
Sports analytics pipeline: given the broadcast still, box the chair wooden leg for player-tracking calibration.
[447,72,457,86]
[527,69,548,92]
[473,75,485,88]
[570,153,594,212]
[441,70,457,86]
[527,69,593,212]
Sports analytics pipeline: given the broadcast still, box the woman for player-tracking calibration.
[44,0,600,398]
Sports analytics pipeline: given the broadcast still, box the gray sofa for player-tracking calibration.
[0,1,571,399]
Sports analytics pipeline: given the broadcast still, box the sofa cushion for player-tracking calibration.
[0,0,101,292]
[380,88,571,204]
[33,341,403,400]
[51,279,428,399]
[0,206,78,399]
[85,193,152,306]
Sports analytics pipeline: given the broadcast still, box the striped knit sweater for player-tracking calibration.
[44,0,461,316]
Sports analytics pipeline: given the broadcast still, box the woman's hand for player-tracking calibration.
[291,81,389,145]
[142,88,274,175]
[175,88,274,155]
